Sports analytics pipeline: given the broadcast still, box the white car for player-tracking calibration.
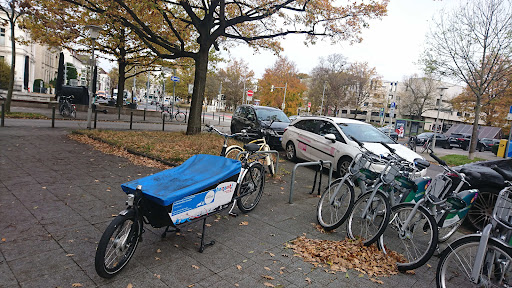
[281,116,426,176]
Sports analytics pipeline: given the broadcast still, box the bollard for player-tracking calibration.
[202,110,205,124]
[118,106,121,120]
[212,112,214,121]
[162,114,165,131]
[223,113,225,122]
[143,109,146,121]
[218,115,221,125]
[130,112,133,130]
[51,106,55,128]
[184,111,187,123]
[94,110,98,129]
[1,103,5,127]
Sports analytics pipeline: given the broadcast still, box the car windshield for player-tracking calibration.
[337,123,394,143]
[417,133,433,138]
[254,109,290,123]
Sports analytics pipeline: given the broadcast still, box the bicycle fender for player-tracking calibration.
[119,208,136,218]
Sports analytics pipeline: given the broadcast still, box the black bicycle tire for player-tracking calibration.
[317,178,355,231]
[95,214,141,278]
[175,112,186,122]
[237,162,265,213]
[380,203,438,271]
[436,236,512,288]
[347,190,390,246]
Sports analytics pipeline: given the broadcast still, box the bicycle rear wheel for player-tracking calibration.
[347,190,390,246]
[237,162,265,213]
[379,203,438,271]
[317,178,355,231]
[225,146,244,160]
[175,112,186,122]
[436,236,512,288]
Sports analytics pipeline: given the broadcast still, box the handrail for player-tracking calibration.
[289,160,333,204]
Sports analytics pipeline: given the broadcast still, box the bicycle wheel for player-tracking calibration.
[380,203,438,271]
[421,141,430,153]
[438,216,464,243]
[347,190,390,246]
[175,112,186,122]
[95,214,141,278]
[436,236,512,288]
[317,178,355,231]
[70,109,76,119]
[61,106,70,117]
[225,146,244,160]
[237,162,265,213]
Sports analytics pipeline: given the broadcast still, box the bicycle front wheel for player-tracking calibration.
[175,112,186,122]
[421,142,430,153]
[225,146,244,160]
[438,215,464,243]
[436,236,512,288]
[95,214,141,278]
[380,203,438,271]
[347,190,390,246]
[237,162,265,213]
[317,178,355,231]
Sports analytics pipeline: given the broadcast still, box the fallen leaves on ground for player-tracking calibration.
[239,221,249,226]
[68,133,169,169]
[192,265,200,269]
[312,223,334,234]
[288,236,404,278]
[263,283,275,287]
[262,275,275,280]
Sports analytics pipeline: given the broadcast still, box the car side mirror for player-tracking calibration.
[324,134,336,143]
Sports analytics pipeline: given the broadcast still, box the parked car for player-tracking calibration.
[448,133,485,151]
[231,105,291,148]
[377,127,398,142]
[288,115,300,122]
[281,116,426,176]
[415,132,451,149]
[480,138,498,151]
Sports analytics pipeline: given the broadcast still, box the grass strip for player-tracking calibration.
[439,154,486,166]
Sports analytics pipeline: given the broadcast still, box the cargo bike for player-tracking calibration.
[94,131,266,278]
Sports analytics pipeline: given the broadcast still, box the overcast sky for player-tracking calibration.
[218,0,460,82]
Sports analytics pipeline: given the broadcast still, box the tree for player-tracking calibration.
[424,0,512,159]
[258,57,306,115]
[59,0,389,134]
[0,0,29,112]
[64,62,77,83]
[309,54,349,115]
[25,2,162,106]
[216,58,254,109]
[345,62,380,118]
[0,59,11,90]
[398,74,439,119]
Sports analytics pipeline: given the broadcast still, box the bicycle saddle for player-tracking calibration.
[244,143,260,152]
[121,154,241,206]
[414,158,430,171]
[492,165,512,181]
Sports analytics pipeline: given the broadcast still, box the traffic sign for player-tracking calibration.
[247,90,253,97]
[308,102,311,108]
[390,102,396,109]
[379,108,384,118]
[171,76,180,82]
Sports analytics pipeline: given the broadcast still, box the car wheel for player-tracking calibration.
[337,156,352,178]
[285,141,297,162]
[479,146,484,152]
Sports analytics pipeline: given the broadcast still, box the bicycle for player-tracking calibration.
[161,105,186,122]
[316,139,384,231]
[420,135,433,153]
[378,152,479,271]
[94,147,266,278]
[59,95,76,118]
[207,124,276,176]
[406,136,417,152]
[436,165,512,288]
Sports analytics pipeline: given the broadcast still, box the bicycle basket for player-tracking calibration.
[425,174,452,199]
[493,187,512,229]
[349,153,370,174]
[381,161,402,185]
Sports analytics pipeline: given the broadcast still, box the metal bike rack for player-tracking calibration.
[236,150,279,173]
[289,160,333,204]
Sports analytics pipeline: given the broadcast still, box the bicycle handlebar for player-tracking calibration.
[429,152,447,167]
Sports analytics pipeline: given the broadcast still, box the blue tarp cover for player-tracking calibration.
[121,154,242,206]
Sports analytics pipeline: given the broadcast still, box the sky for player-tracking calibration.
[97,0,459,82]
[218,0,460,82]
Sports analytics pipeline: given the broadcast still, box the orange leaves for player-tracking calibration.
[289,236,401,278]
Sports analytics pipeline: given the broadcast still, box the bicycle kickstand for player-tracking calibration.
[199,218,215,253]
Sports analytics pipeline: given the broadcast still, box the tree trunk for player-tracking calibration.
[186,48,209,135]
[5,20,16,113]
[468,94,482,160]
[117,60,126,107]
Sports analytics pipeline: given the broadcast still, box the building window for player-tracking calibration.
[457,112,462,116]
[0,28,5,46]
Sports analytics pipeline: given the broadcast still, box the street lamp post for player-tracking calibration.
[433,87,448,149]
[321,81,327,116]
[85,25,102,129]
[271,83,287,110]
